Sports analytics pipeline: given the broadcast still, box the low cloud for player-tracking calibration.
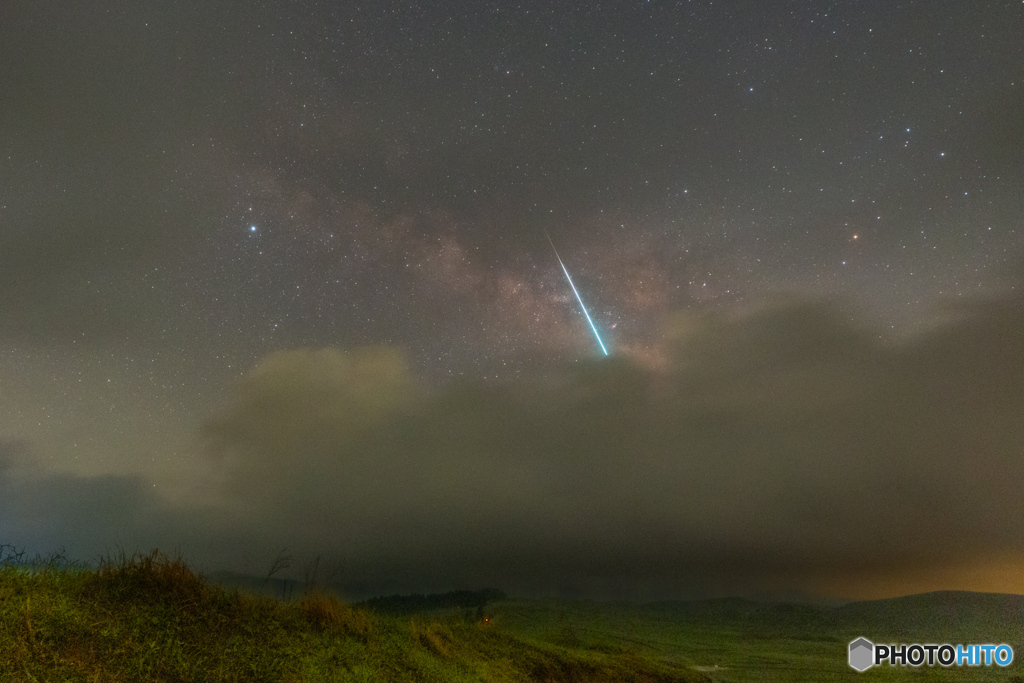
[4,291,1023,600]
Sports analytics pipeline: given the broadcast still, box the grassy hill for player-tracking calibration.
[0,551,706,682]
[491,595,1024,682]
[833,590,1024,640]
[5,551,1023,682]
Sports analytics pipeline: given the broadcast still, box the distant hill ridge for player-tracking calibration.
[358,588,507,615]
[834,590,1024,634]
[209,569,1024,636]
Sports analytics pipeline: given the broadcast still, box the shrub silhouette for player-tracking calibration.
[89,549,206,606]
[298,591,372,640]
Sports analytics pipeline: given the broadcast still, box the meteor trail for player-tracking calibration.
[545,231,610,356]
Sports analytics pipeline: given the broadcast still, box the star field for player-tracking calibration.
[1,0,1020,463]
[172,0,1022,376]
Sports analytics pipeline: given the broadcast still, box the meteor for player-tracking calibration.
[545,231,610,356]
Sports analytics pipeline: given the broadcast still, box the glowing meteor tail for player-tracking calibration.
[545,231,609,356]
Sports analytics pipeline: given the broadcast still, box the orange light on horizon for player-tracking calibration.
[811,555,1024,601]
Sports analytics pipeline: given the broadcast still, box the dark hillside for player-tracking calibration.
[833,590,1024,639]
[0,551,707,682]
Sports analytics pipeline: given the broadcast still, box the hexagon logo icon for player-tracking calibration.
[849,637,874,671]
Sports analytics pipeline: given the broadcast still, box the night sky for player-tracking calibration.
[1,1,1022,600]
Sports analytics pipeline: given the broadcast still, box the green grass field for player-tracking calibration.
[490,595,1024,682]
[3,550,1023,682]
[0,551,704,682]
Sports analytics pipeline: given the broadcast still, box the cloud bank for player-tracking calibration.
[3,291,1023,600]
